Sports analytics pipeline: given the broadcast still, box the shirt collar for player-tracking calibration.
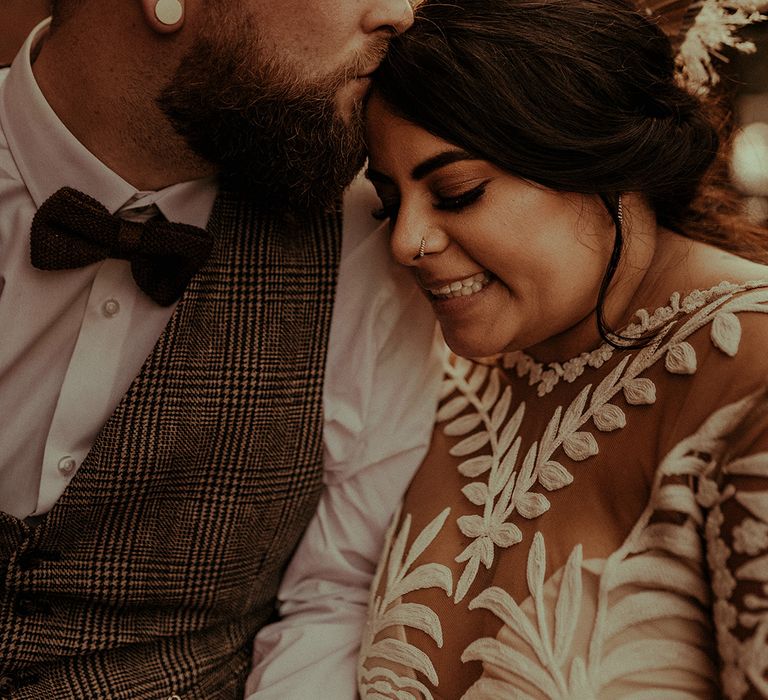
[0,18,217,229]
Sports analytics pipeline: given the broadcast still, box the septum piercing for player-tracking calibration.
[418,238,426,258]
[155,0,184,25]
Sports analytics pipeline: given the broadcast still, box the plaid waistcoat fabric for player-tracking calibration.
[0,189,342,699]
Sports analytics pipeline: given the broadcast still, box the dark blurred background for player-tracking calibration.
[0,0,50,66]
[730,20,768,225]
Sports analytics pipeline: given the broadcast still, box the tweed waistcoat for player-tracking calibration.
[0,190,342,699]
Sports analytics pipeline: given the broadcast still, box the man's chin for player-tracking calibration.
[158,27,369,214]
[221,149,367,215]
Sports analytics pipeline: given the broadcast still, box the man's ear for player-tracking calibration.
[140,0,185,34]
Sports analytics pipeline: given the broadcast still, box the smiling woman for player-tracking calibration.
[364,109,627,360]
[358,1,768,698]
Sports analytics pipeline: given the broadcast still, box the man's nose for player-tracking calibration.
[362,0,415,35]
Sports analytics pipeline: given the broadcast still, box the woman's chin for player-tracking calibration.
[441,333,508,361]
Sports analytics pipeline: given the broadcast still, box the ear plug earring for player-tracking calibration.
[155,0,183,25]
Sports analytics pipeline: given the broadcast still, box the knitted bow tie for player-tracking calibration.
[30,187,214,306]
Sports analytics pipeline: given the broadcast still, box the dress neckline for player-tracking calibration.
[501,279,768,397]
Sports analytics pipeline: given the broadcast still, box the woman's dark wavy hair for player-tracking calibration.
[372,0,767,346]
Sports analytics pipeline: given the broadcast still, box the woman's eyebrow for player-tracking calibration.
[411,150,478,180]
[365,149,479,184]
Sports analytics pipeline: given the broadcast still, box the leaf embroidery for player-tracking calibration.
[437,395,470,422]
[458,456,493,478]
[438,282,768,604]
[516,491,551,519]
[365,383,768,699]
[462,482,490,507]
[665,341,698,374]
[359,508,453,698]
[444,413,483,437]
[538,461,574,491]
[463,534,586,697]
[504,280,768,395]
[622,378,657,405]
[593,404,626,432]
[562,432,599,461]
[711,311,742,357]
[450,431,490,457]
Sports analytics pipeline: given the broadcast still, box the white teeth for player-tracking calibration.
[430,272,492,299]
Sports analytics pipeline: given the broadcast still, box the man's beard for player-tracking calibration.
[157,21,379,212]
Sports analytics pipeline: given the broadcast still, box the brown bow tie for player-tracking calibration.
[30,187,214,306]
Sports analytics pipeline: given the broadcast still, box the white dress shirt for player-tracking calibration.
[0,20,218,518]
[246,184,444,699]
[1,19,442,696]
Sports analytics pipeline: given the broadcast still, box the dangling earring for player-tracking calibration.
[155,0,184,25]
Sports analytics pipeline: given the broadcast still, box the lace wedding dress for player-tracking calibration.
[358,281,768,699]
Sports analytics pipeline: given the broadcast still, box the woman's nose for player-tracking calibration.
[389,214,448,267]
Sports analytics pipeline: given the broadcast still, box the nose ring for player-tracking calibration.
[418,238,426,258]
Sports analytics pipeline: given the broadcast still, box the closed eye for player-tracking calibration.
[434,181,489,212]
[371,178,489,223]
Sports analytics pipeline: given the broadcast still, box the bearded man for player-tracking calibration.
[0,1,441,697]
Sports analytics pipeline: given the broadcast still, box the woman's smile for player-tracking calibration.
[364,94,618,360]
[425,271,493,299]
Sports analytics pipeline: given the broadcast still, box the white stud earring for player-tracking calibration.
[155,0,183,25]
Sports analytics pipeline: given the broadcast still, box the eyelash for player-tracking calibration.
[372,181,489,222]
[434,182,489,211]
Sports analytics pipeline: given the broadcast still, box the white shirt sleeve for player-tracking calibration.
[244,178,443,699]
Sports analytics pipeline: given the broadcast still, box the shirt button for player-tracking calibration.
[57,456,77,477]
[102,298,120,317]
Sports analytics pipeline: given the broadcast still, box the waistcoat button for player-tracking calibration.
[0,675,15,696]
[14,595,36,617]
[17,549,62,572]
[14,595,51,617]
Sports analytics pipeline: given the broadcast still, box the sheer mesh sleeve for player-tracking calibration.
[704,391,768,699]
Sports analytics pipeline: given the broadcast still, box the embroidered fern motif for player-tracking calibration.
[359,507,453,699]
[359,282,768,699]
[695,399,768,699]
[463,533,587,698]
[443,284,768,603]
[460,394,765,699]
